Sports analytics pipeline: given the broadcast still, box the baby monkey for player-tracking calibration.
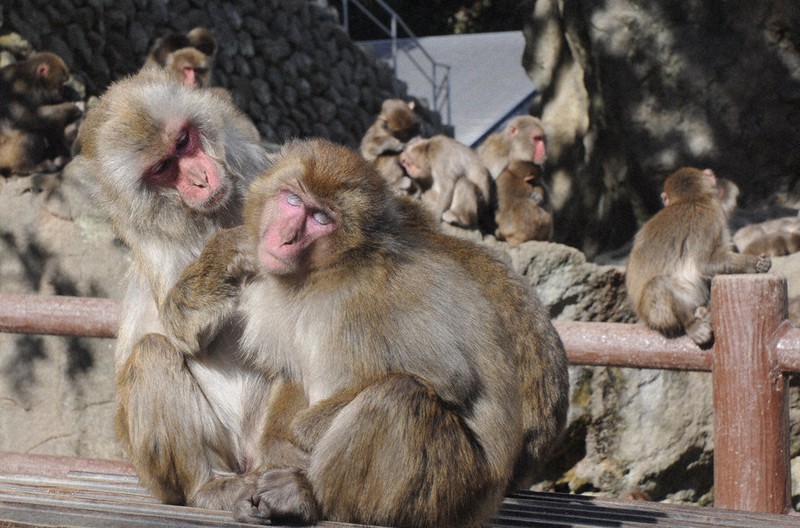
[162,139,569,527]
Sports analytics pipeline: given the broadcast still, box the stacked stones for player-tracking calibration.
[0,0,448,147]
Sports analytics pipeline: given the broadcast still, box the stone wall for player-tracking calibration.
[0,0,447,147]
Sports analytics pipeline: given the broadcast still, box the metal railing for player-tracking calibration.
[340,0,452,125]
[0,274,796,513]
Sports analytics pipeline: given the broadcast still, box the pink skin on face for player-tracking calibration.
[258,190,336,275]
[144,123,226,210]
[533,136,546,164]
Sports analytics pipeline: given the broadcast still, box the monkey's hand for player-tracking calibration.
[756,254,772,273]
[161,226,255,357]
[234,469,321,525]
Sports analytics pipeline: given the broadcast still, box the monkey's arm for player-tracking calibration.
[705,248,771,275]
[8,101,82,131]
[161,225,254,356]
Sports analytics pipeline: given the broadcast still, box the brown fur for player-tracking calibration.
[734,216,800,257]
[400,134,493,229]
[495,160,554,243]
[477,115,547,179]
[143,27,218,88]
[360,98,421,194]
[626,167,771,346]
[78,68,280,512]
[163,139,569,527]
[0,51,82,174]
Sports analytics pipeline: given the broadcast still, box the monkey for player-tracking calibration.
[477,115,547,179]
[399,134,493,230]
[144,27,218,88]
[494,160,554,244]
[626,167,772,347]
[160,138,569,527]
[76,67,291,514]
[359,98,421,195]
[0,51,83,175]
[733,216,800,257]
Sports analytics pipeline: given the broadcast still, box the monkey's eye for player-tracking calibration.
[285,192,303,206]
[175,127,197,156]
[313,211,332,225]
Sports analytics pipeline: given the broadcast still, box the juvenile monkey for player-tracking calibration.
[359,98,421,194]
[495,160,554,243]
[144,27,218,88]
[733,216,800,257]
[0,51,83,174]
[399,134,493,229]
[477,115,547,179]
[162,139,569,527]
[77,67,286,513]
[626,167,771,346]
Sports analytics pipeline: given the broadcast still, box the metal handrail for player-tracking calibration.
[340,0,452,125]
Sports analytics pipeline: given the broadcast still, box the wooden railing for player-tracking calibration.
[0,274,796,514]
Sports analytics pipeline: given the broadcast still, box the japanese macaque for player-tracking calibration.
[359,98,421,194]
[399,134,493,230]
[161,139,569,527]
[477,115,547,179]
[495,160,553,244]
[733,216,800,257]
[626,167,771,346]
[77,67,281,513]
[144,27,218,88]
[0,51,83,175]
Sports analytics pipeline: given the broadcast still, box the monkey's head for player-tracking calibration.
[244,139,399,278]
[379,99,419,142]
[165,48,212,88]
[660,167,717,206]
[507,115,547,165]
[25,52,71,104]
[79,68,262,241]
[398,137,431,180]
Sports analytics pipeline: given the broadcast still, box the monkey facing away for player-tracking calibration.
[495,160,554,244]
[359,98,421,194]
[77,67,289,513]
[162,139,569,527]
[626,167,771,346]
[399,134,493,229]
[477,115,547,179]
[0,51,83,175]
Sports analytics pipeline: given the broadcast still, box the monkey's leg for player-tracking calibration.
[638,276,710,344]
[115,333,243,508]
[308,374,500,528]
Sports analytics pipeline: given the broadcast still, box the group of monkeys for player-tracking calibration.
[360,99,554,244]
[14,28,570,528]
[0,24,789,527]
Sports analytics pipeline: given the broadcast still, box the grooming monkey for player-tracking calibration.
[0,51,83,174]
[162,138,569,527]
[495,160,554,244]
[77,67,290,513]
[400,134,493,230]
[626,167,771,346]
[360,98,421,195]
[477,115,547,179]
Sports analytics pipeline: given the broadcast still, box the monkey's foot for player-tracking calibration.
[687,307,713,347]
[756,254,772,273]
[234,468,320,525]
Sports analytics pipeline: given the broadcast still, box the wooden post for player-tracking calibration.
[711,274,791,513]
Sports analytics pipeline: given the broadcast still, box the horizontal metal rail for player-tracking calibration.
[0,273,796,514]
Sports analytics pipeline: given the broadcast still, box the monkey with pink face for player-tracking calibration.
[77,67,307,515]
[162,138,569,527]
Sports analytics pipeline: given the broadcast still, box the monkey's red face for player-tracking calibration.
[257,188,337,275]
[532,135,547,165]
[144,123,227,211]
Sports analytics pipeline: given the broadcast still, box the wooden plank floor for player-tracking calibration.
[1,452,797,527]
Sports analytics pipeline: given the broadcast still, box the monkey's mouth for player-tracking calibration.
[202,185,229,210]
